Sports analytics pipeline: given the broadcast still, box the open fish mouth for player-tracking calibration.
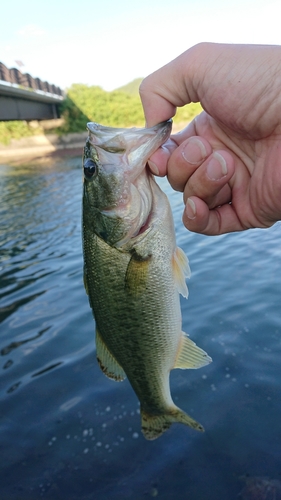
[86,120,172,176]
[84,120,173,248]
[87,120,172,143]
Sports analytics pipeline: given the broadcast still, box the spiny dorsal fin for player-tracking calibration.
[174,332,212,369]
[172,247,191,298]
[96,329,126,382]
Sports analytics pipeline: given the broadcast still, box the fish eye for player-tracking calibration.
[83,158,98,180]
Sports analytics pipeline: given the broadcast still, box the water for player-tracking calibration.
[1,157,281,499]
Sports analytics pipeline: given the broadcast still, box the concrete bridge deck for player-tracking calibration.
[0,62,64,121]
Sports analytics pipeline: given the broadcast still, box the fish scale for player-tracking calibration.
[82,121,212,440]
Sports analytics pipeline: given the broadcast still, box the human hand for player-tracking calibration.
[139,43,281,235]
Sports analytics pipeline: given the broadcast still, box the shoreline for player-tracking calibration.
[0,132,88,165]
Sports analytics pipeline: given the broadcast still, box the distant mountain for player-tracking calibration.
[115,78,143,96]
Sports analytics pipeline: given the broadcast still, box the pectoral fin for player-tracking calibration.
[96,329,126,381]
[172,247,191,298]
[174,332,212,369]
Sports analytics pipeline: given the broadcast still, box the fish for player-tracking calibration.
[82,120,212,440]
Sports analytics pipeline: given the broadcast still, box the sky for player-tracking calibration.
[1,0,281,92]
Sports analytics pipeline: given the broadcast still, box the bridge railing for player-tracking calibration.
[0,62,63,97]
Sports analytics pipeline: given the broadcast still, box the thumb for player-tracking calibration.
[139,48,198,127]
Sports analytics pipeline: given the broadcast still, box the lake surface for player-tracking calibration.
[1,156,281,499]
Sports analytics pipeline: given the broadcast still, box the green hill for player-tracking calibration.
[115,78,143,96]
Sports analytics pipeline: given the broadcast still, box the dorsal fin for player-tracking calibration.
[96,329,126,381]
[174,332,212,369]
[172,247,190,298]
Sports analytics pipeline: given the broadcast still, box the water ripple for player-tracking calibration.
[0,159,281,500]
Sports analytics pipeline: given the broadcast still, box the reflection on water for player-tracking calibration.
[0,158,281,499]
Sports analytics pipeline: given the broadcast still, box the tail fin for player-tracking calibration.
[141,406,204,440]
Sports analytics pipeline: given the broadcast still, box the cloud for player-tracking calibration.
[17,24,46,37]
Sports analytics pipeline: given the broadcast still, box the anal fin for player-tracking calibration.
[96,329,126,382]
[174,332,212,369]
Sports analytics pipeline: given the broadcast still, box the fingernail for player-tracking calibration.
[206,152,228,180]
[182,138,207,165]
[185,198,196,219]
[148,160,159,175]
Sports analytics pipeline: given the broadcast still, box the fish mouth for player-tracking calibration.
[87,120,172,171]
[87,119,172,142]
[86,121,172,249]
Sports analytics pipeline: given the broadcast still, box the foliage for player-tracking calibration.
[174,101,203,125]
[54,94,90,134]
[115,78,143,95]
[58,84,145,131]
[0,120,42,145]
[0,81,203,144]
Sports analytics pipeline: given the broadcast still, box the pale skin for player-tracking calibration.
[139,43,281,236]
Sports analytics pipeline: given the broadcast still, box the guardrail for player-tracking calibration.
[0,62,63,97]
[0,62,64,121]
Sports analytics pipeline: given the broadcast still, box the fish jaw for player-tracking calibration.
[83,120,172,247]
[87,120,172,175]
[86,120,172,183]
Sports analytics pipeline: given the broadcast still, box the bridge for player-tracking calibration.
[0,62,64,121]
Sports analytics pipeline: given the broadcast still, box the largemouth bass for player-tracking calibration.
[82,120,211,440]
